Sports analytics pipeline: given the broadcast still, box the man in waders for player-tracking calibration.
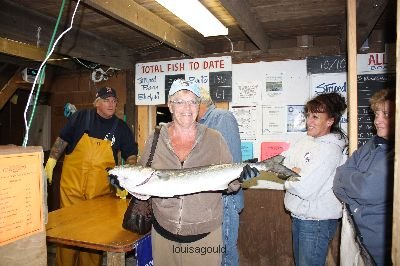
[44,87,138,266]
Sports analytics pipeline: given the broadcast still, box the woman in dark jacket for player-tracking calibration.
[333,89,395,266]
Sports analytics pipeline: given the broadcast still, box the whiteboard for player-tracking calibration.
[231,60,309,162]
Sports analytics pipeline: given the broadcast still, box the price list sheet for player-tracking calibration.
[0,148,43,246]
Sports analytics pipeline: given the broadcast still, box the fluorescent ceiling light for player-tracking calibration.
[155,0,228,37]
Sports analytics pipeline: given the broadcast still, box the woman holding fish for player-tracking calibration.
[138,79,247,266]
[283,92,347,266]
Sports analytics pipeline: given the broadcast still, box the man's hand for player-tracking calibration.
[239,164,260,182]
[44,158,57,184]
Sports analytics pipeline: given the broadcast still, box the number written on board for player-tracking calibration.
[209,71,232,102]
[307,55,347,74]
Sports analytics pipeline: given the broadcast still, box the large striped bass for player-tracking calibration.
[108,155,299,200]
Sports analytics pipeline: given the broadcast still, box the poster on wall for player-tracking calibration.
[231,106,257,140]
[241,142,254,161]
[357,52,395,74]
[260,142,290,161]
[262,105,286,134]
[0,151,43,246]
[262,74,284,103]
[135,56,232,105]
[287,105,306,132]
[233,81,260,105]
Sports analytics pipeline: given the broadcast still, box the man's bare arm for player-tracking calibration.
[49,137,69,160]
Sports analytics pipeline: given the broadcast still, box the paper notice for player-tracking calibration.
[0,152,43,246]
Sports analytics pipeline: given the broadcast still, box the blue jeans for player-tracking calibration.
[291,217,338,266]
[221,189,244,266]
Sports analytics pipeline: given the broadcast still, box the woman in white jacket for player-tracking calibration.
[283,92,347,266]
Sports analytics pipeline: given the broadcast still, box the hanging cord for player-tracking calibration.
[224,36,234,53]
[36,26,41,47]
[22,0,81,146]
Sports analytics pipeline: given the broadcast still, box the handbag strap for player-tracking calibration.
[146,126,161,167]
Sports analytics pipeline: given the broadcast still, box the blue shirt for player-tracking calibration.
[199,104,242,266]
[199,105,241,163]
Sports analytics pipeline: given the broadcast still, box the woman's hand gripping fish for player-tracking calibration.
[108,155,299,200]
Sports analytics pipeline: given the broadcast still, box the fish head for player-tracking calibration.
[256,160,300,181]
[108,165,156,187]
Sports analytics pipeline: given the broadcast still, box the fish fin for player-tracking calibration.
[131,192,151,200]
[275,172,301,181]
[260,155,285,164]
[269,163,300,180]
[286,176,300,182]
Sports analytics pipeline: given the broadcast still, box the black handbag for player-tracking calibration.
[122,126,161,234]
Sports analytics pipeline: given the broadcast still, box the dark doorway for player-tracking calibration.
[156,106,172,125]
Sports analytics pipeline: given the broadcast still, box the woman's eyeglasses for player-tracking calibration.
[170,100,199,106]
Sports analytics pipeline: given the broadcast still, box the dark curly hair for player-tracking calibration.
[304,92,347,138]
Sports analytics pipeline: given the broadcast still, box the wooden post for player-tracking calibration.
[137,105,150,159]
[347,0,357,155]
[215,102,229,110]
[392,0,400,263]
[136,105,157,158]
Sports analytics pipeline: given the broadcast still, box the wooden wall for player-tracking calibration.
[239,189,340,266]
[47,70,128,145]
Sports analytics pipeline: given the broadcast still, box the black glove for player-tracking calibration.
[108,173,123,190]
[239,164,260,182]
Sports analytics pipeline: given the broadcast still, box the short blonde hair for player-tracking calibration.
[370,89,395,111]
[93,97,101,107]
[199,87,213,107]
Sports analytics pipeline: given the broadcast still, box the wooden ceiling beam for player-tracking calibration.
[82,0,204,57]
[356,0,389,49]
[339,0,389,52]
[0,0,135,69]
[219,0,270,51]
[0,70,24,110]
[0,38,76,69]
